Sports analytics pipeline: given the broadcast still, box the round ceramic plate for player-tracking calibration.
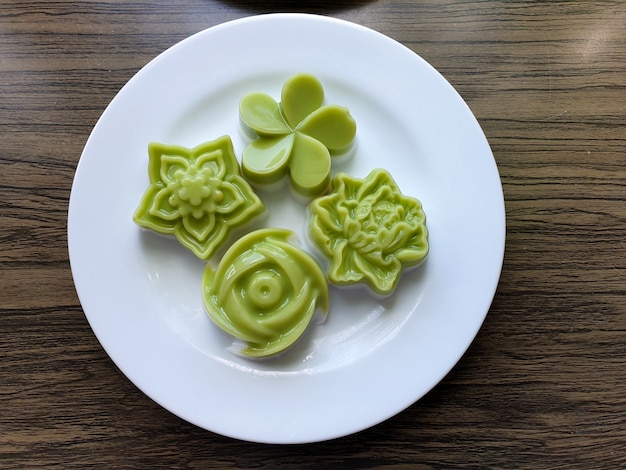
[68,13,505,444]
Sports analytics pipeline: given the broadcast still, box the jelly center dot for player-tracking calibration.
[247,272,282,310]
[166,168,226,218]
[180,175,211,205]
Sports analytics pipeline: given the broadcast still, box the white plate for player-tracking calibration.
[68,13,505,444]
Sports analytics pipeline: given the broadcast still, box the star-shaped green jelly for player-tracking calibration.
[133,136,266,260]
[239,73,357,197]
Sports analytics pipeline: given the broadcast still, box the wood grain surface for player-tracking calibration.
[1,1,625,468]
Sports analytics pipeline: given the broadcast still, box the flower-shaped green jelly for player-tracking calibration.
[202,228,329,358]
[133,136,266,260]
[309,169,429,296]
[239,73,357,197]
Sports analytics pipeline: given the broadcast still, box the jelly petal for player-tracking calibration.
[159,153,189,185]
[332,172,362,201]
[381,221,413,254]
[357,168,398,202]
[195,150,224,179]
[280,73,324,128]
[133,186,177,232]
[395,226,429,263]
[369,185,395,208]
[214,181,245,214]
[222,176,266,222]
[179,221,228,260]
[310,202,343,239]
[147,143,182,185]
[297,105,357,152]
[182,212,215,243]
[289,133,331,197]
[148,187,179,221]
[241,134,293,185]
[350,231,379,256]
[355,253,402,295]
[328,240,363,284]
[240,93,291,135]
[405,201,427,226]
[192,135,240,178]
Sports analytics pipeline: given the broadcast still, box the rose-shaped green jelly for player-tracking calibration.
[309,169,429,296]
[133,136,266,260]
[202,228,329,358]
[239,73,356,197]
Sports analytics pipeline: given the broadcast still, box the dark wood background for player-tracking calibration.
[2,1,625,468]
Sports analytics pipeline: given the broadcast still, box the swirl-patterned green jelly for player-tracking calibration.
[202,228,329,358]
[239,73,357,197]
[309,169,429,296]
[133,136,266,260]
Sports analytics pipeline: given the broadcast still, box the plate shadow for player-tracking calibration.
[216,0,377,14]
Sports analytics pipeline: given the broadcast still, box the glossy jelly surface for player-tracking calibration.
[309,169,429,296]
[133,136,266,260]
[202,228,329,358]
[240,73,356,197]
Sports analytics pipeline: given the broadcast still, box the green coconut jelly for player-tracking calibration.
[133,135,266,260]
[202,228,329,358]
[240,73,357,197]
[309,168,429,296]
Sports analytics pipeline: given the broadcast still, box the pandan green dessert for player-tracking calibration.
[202,228,329,358]
[309,168,429,296]
[133,135,266,260]
[239,73,357,197]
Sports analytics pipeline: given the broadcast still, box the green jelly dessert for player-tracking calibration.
[202,228,329,358]
[133,136,266,260]
[309,169,429,296]
[240,73,357,197]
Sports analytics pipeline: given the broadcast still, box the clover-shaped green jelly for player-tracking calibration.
[309,169,429,296]
[240,73,357,197]
[133,136,266,260]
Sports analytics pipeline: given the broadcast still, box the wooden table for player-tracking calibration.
[2,1,625,467]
